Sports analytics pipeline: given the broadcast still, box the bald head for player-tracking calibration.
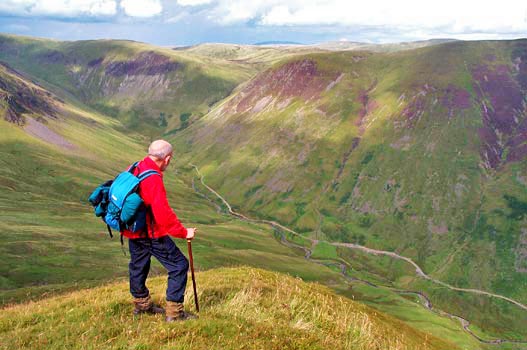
[148,140,173,171]
[148,140,173,159]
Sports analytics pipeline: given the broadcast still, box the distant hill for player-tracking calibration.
[254,40,304,45]
[310,39,459,52]
[0,34,255,136]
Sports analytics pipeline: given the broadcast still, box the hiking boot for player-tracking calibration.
[133,295,165,315]
[165,301,198,322]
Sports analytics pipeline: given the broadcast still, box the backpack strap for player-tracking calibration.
[137,170,160,181]
[127,161,140,173]
[136,169,160,239]
[106,224,113,238]
[120,233,126,256]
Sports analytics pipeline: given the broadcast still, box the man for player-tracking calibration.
[122,139,197,322]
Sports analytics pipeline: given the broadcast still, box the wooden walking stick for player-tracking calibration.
[187,239,199,312]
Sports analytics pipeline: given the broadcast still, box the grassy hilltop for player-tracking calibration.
[0,267,454,350]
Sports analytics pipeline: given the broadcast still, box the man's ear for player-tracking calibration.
[165,154,172,164]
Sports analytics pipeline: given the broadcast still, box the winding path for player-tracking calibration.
[190,164,527,345]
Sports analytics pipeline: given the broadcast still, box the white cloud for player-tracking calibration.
[0,0,117,17]
[1,0,525,43]
[0,0,165,19]
[120,0,162,17]
[208,0,279,24]
[260,0,527,32]
[177,0,213,6]
[198,0,527,36]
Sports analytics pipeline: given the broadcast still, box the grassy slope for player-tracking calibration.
[0,64,490,349]
[0,109,341,303]
[0,267,455,350]
[171,40,527,339]
[0,80,462,348]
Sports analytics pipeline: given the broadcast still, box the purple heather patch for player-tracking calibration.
[485,54,497,62]
[1,63,58,125]
[507,133,527,149]
[473,64,522,133]
[478,126,501,169]
[401,95,426,128]
[230,59,340,114]
[518,59,527,89]
[87,57,104,67]
[441,84,472,117]
[356,90,369,120]
[508,144,527,163]
[105,51,179,77]
[518,118,527,133]
[396,84,438,129]
[355,82,378,131]
[472,61,527,168]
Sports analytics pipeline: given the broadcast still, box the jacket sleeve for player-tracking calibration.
[141,175,187,238]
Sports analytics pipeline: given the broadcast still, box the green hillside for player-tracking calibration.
[0,34,259,136]
[172,40,527,339]
[0,60,145,300]
[0,267,456,350]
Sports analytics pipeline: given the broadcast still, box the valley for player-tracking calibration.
[1,33,526,349]
[191,163,527,346]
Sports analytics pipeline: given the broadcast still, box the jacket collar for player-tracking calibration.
[142,156,163,176]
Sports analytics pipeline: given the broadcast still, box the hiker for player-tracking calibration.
[123,139,197,322]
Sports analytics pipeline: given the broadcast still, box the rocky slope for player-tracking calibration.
[0,62,59,125]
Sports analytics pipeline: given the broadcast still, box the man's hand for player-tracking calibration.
[186,227,197,240]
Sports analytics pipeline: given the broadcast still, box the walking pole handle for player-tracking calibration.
[187,239,199,312]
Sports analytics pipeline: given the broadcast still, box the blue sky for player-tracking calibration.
[0,0,526,46]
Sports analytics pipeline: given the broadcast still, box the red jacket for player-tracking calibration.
[121,156,187,239]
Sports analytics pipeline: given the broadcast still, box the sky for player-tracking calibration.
[0,0,526,46]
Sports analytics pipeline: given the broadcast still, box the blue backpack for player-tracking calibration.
[88,162,159,241]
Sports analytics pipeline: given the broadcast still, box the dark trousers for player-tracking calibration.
[128,236,189,302]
